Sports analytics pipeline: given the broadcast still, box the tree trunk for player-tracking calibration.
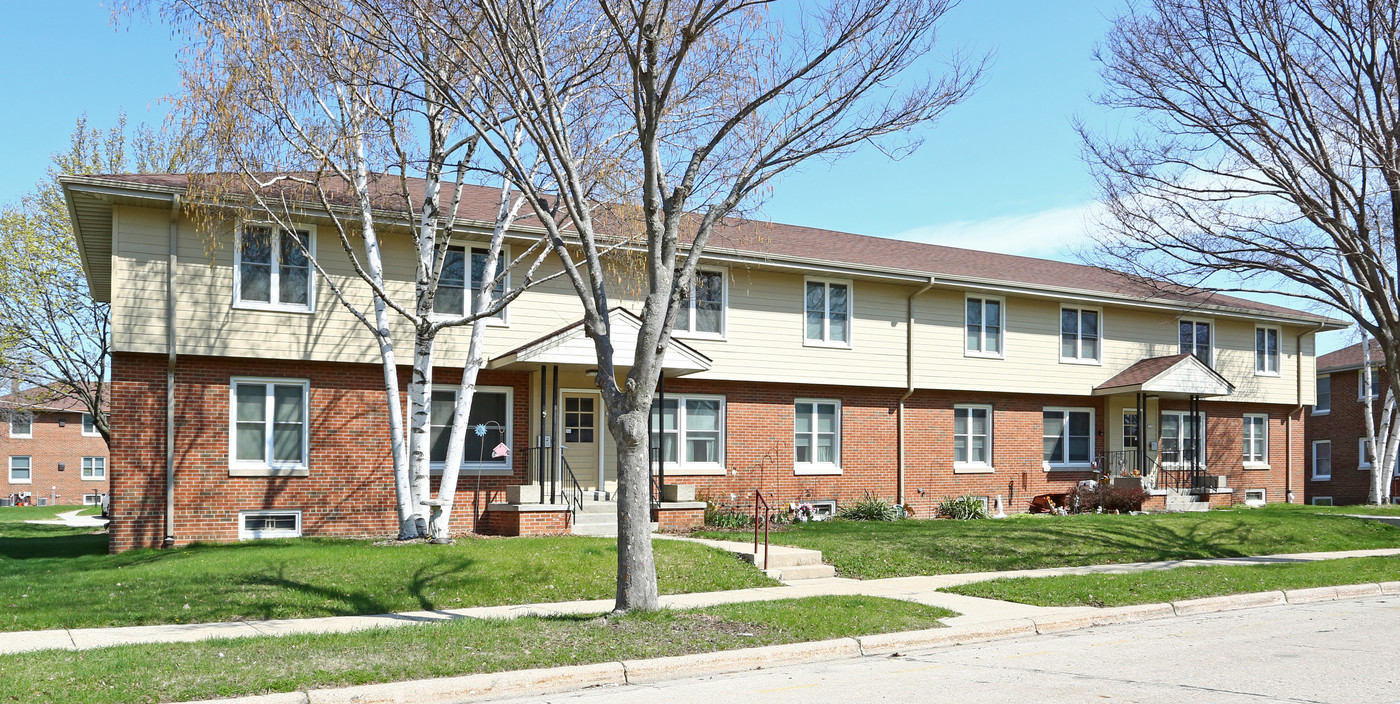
[407,334,437,535]
[611,409,658,613]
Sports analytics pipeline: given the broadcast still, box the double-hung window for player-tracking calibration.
[1060,307,1100,363]
[954,404,993,471]
[428,386,512,472]
[794,400,841,475]
[804,278,851,346]
[650,395,725,473]
[1312,440,1332,480]
[8,412,31,439]
[434,246,508,321]
[1243,414,1268,467]
[81,413,100,437]
[1314,376,1331,414]
[81,456,106,480]
[1359,437,1374,471]
[675,269,726,338]
[1043,408,1093,468]
[1255,327,1280,375]
[8,456,30,483]
[235,225,314,311]
[231,379,309,473]
[965,296,1003,357]
[1359,368,1383,401]
[1160,411,1206,467]
[1179,319,1212,366]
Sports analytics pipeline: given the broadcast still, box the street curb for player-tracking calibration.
[163,583,1397,704]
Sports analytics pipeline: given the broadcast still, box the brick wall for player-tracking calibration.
[0,410,110,505]
[480,507,572,536]
[1304,368,1390,505]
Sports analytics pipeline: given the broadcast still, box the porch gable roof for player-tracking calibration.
[488,307,712,376]
[1092,353,1235,397]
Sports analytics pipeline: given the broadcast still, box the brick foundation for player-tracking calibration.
[653,503,705,533]
[480,505,572,535]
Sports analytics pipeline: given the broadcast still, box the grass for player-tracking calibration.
[944,555,1400,607]
[0,512,774,632]
[0,596,954,704]
[1297,503,1400,516]
[695,504,1400,579]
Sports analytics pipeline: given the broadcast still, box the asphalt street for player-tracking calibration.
[498,596,1400,703]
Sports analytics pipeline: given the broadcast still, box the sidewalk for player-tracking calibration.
[23,509,108,528]
[4,544,1397,656]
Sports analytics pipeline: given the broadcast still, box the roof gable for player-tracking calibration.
[489,307,712,376]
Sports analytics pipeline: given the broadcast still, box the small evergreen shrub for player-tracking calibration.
[938,494,990,520]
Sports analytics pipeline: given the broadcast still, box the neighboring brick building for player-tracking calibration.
[1305,341,1398,505]
[1,394,110,507]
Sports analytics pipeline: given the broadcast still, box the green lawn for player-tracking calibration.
[0,596,953,704]
[0,511,773,632]
[695,505,1400,579]
[945,555,1400,607]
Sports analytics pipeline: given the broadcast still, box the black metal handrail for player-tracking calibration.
[753,490,772,570]
[560,456,584,513]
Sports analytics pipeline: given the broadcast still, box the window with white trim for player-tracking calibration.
[8,456,30,483]
[1359,368,1383,400]
[1243,414,1268,466]
[804,278,851,346]
[675,269,726,338]
[235,225,314,311]
[1043,408,1093,468]
[82,493,102,506]
[1255,326,1280,375]
[81,413,100,437]
[794,399,841,474]
[1244,489,1266,506]
[650,395,725,471]
[81,456,106,480]
[1312,496,1333,506]
[8,412,31,439]
[239,510,302,540]
[965,296,1003,357]
[1179,319,1213,366]
[434,246,508,321]
[231,379,309,470]
[1359,437,1374,470]
[1060,307,1100,363]
[954,404,993,469]
[1311,440,1331,480]
[428,386,512,471]
[1313,375,1331,414]
[1160,411,1206,467]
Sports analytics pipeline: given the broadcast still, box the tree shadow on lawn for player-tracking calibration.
[0,529,108,560]
[230,555,481,620]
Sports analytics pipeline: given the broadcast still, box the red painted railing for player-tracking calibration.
[753,490,771,570]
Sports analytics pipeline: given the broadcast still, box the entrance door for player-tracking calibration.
[562,393,601,491]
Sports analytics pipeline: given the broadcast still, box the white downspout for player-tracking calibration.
[898,277,936,508]
[163,195,180,546]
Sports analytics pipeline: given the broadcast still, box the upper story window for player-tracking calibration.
[81,456,107,480]
[1179,319,1212,366]
[651,395,725,472]
[428,386,511,471]
[434,246,507,322]
[1060,307,1100,363]
[1359,368,1383,401]
[804,278,851,347]
[794,399,841,475]
[8,412,31,439]
[235,225,314,312]
[81,413,100,437]
[1255,326,1280,376]
[1043,408,1093,468]
[965,296,1003,357]
[1314,375,1331,414]
[231,378,308,470]
[675,269,726,338]
[954,404,993,469]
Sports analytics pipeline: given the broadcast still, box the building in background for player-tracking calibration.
[1305,341,1397,506]
[1,394,110,506]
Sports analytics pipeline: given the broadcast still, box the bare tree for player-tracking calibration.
[401,0,981,612]
[1083,0,1400,504]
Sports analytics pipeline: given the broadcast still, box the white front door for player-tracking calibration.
[562,393,600,490]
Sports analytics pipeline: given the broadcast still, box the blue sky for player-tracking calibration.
[0,0,1353,353]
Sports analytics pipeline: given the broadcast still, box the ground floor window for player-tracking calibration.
[954,404,993,470]
[1359,437,1374,471]
[1243,414,1268,466]
[8,456,30,483]
[81,456,106,480]
[1160,411,1206,467]
[231,378,309,470]
[429,386,512,471]
[650,394,725,471]
[1043,408,1093,468]
[1311,440,1332,480]
[794,399,841,475]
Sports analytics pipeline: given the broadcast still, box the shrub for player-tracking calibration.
[837,492,901,521]
[1070,483,1150,514]
[937,494,990,520]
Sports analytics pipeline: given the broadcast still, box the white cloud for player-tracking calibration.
[891,203,1102,261]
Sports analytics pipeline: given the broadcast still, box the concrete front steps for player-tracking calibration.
[570,500,658,537]
[1164,491,1210,512]
[664,535,836,581]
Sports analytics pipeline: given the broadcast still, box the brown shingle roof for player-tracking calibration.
[1318,340,1384,372]
[78,173,1333,322]
[1094,354,1194,391]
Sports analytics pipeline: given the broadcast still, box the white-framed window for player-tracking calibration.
[428,385,513,473]
[1244,489,1266,507]
[1359,368,1383,401]
[803,277,852,347]
[1160,411,1207,467]
[238,510,302,540]
[81,413,100,437]
[1254,326,1281,376]
[1359,437,1374,470]
[675,268,726,339]
[1311,440,1332,481]
[1059,307,1101,363]
[230,378,309,471]
[651,394,726,473]
[954,404,994,471]
[1179,318,1213,366]
[8,411,32,439]
[1313,375,1331,415]
[433,245,509,323]
[965,295,1004,358]
[1243,414,1268,467]
[794,399,841,475]
[233,223,315,312]
[82,493,102,506]
[81,456,106,480]
[1042,407,1094,468]
[1122,411,1141,450]
[1312,496,1333,506]
[8,456,31,483]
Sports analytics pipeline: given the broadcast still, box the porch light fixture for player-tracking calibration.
[585,368,598,377]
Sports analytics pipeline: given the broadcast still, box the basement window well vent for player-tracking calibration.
[808,500,838,519]
[239,510,302,540]
[1244,489,1266,507]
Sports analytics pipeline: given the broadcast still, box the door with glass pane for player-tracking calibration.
[562,393,600,490]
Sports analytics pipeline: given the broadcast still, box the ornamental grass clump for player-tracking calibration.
[937,494,990,520]
[836,492,901,521]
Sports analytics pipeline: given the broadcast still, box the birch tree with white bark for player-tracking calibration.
[1081,0,1400,504]
[147,0,557,538]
